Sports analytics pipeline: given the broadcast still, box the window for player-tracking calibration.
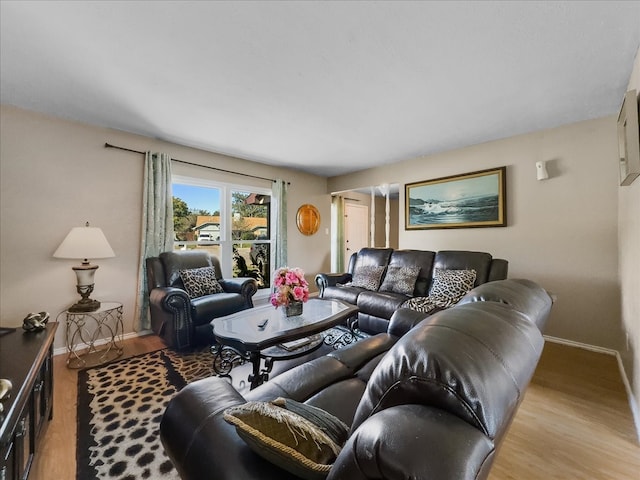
[172,176,272,292]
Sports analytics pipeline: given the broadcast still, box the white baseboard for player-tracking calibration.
[53,330,152,357]
[544,335,640,443]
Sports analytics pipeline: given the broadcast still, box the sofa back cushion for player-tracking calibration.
[351,281,547,440]
[458,278,552,331]
[432,251,493,286]
[350,248,393,275]
[385,250,436,296]
[160,250,213,289]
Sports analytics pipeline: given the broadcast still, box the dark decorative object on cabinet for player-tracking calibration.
[0,323,57,480]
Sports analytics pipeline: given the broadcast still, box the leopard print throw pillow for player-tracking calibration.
[179,266,224,298]
[379,266,421,296]
[350,265,386,291]
[428,268,477,307]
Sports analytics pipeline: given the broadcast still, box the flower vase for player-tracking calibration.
[284,301,303,317]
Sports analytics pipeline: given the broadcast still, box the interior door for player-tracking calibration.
[344,203,369,264]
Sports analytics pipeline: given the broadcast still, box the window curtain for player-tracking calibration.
[273,179,288,270]
[331,195,345,272]
[135,152,174,331]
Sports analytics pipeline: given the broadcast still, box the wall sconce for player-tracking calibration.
[536,161,549,181]
[53,222,115,312]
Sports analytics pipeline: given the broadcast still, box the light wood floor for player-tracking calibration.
[30,336,639,480]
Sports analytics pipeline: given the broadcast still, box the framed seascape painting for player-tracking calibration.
[405,166,507,230]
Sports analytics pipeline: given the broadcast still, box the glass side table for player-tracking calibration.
[58,302,124,368]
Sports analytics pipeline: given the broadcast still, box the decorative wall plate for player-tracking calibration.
[296,204,321,235]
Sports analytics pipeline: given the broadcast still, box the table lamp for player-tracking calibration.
[53,222,115,312]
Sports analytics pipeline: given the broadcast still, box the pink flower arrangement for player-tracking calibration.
[270,267,310,308]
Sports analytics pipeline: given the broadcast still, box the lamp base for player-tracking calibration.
[68,298,101,313]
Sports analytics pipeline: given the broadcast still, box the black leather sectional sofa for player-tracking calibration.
[160,278,552,480]
[315,248,509,334]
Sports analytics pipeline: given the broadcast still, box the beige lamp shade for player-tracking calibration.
[53,225,115,260]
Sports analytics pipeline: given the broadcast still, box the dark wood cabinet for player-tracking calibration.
[0,323,56,480]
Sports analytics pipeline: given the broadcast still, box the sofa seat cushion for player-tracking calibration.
[306,335,395,425]
[322,285,366,305]
[304,379,368,427]
[248,334,397,427]
[223,398,349,480]
[193,292,247,324]
[357,290,408,320]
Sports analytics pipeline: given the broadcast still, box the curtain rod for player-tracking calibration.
[104,142,289,184]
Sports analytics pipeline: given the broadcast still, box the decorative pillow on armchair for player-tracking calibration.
[428,268,477,307]
[350,265,386,291]
[379,266,421,296]
[179,266,224,298]
[224,397,349,480]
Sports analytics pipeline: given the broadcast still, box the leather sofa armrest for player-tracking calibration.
[149,286,192,312]
[149,286,193,349]
[315,273,352,297]
[150,285,190,304]
[329,405,495,480]
[387,307,437,337]
[219,277,258,305]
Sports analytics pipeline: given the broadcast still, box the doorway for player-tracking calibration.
[344,203,369,264]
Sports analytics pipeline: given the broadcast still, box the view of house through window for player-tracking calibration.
[172,178,272,291]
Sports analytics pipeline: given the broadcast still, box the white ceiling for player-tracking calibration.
[1,1,639,177]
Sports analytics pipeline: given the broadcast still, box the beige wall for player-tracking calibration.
[329,115,623,351]
[0,105,331,350]
[619,45,640,420]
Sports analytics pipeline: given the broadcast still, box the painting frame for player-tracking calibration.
[405,166,507,230]
[617,89,640,186]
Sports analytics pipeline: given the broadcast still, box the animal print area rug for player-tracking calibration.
[76,348,216,480]
[76,327,368,480]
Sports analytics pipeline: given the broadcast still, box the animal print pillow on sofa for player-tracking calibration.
[179,266,224,298]
[224,397,349,480]
[350,265,386,291]
[401,296,440,313]
[379,266,421,296]
[428,268,477,307]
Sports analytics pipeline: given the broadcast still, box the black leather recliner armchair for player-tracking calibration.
[146,250,258,350]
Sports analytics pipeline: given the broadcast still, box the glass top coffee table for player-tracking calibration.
[211,298,358,389]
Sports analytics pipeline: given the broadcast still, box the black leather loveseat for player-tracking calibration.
[315,248,508,335]
[160,278,552,480]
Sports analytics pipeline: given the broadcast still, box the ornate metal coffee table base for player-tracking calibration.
[211,335,324,390]
[211,344,246,376]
